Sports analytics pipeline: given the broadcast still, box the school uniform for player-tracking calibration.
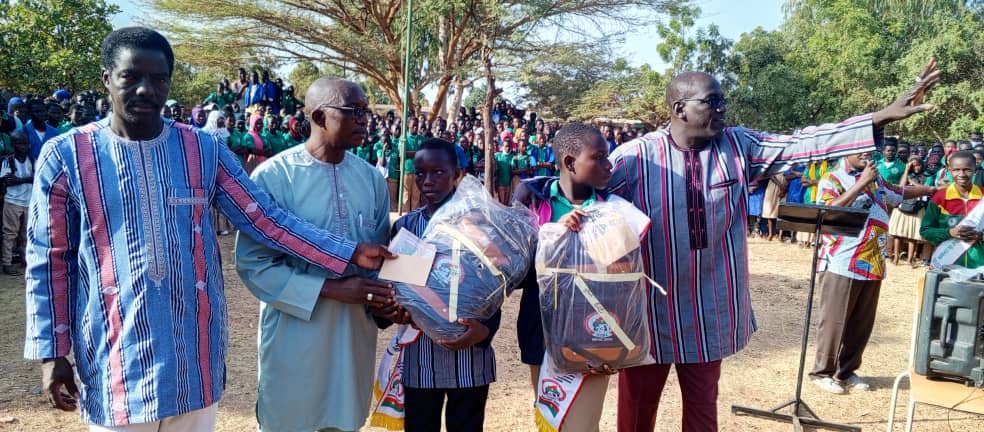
[392,208,501,432]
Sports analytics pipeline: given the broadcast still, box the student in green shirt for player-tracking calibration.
[0,132,10,156]
[878,142,906,185]
[494,134,515,204]
[921,151,984,268]
[381,133,403,212]
[228,115,251,165]
[373,135,387,167]
[261,114,288,154]
[510,123,618,430]
[402,120,423,210]
[204,81,236,109]
[354,138,374,163]
[281,85,304,116]
[512,139,535,182]
[282,115,305,149]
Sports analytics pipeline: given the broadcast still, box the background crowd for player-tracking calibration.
[1,67,653,218]
[748,134,984,268]
[3,68,982,272]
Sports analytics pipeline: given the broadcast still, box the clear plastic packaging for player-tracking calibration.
[941,264,984,282]
[537,197,658,373]
[393,175,537,340]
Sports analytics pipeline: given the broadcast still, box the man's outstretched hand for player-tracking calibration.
[42,357,79,411]
[873,58,942,128]
[352,243,397,270]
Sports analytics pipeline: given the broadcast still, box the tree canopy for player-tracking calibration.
[0,0,119,95]
[521,0,984,141]
[148,0,679,117]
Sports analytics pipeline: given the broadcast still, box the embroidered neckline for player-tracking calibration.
[297,146,351,167]
[665,127,711,152]
[105,121,172,147]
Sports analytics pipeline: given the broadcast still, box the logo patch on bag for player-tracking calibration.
[584,312,617,341]
[431,255,466,284]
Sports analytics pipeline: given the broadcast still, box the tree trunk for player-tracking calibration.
[482,50,498,193]
[383,85,404,117]
[428,75,453,121]
[448,75,465,123]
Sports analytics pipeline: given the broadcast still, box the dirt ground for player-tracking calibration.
[1,235,983,431]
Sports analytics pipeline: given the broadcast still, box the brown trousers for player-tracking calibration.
[1,202,26,266]
[810,272,881,380]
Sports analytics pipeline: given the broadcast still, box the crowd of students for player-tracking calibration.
[747,134,984,268]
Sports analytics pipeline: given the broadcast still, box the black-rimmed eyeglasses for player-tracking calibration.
[678,95,727,110]
[319,105,372,118]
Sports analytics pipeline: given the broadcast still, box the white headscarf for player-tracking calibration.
[203,110,230,140]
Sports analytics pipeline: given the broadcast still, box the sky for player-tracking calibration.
[621,0,784,68]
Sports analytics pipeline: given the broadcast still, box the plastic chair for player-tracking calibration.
[887,276,984,431]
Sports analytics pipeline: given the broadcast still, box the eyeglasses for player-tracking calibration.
[319,105,372,118]
[678,95,727,110]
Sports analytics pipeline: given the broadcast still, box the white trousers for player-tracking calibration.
[89,404,218,432]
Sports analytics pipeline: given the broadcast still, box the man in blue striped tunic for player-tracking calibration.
[608,66,940,431]
[24,27,393,430]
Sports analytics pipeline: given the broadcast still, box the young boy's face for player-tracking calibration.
[414,148,460,205]
[11,134,28,156]
[565,133,612,190]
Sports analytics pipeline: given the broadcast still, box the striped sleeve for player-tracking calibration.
[608,137,643,199]
[212,143,356,275]
[24,143,79,360]
[740,113,878,181]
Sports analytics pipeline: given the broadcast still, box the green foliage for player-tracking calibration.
[0,0,120,95]
[725,27,815,132]
[655,5,732,77]
[287,61,325,101]
[774,0,984,139]
[463,84,488,110]
[571,62,670,126]
[515,43,615,119]
[573,0,984,140]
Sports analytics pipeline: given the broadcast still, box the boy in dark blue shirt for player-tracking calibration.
[392,138,501,432]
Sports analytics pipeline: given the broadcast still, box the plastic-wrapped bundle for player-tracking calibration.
[394,175,537,341]
[537,197,660,373]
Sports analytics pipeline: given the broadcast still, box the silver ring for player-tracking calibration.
[915,76,923,84]
[366,293,374,302]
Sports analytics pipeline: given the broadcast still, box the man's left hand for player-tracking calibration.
[437,319,490,351]
[873,58,942,128]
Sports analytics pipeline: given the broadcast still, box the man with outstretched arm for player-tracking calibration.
[608,61,940,431]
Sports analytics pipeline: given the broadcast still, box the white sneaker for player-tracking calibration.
[841,374,871,391]
[812,377,846,394]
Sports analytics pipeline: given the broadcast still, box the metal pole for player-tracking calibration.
[397,0,415,215]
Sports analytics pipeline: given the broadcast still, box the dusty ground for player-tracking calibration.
[1,235,983,431]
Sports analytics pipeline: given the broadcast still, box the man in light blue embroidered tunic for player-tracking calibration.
[236,78,399,432]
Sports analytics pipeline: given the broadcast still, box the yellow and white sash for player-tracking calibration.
[369,325,421,430]
[534,353,586,432]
